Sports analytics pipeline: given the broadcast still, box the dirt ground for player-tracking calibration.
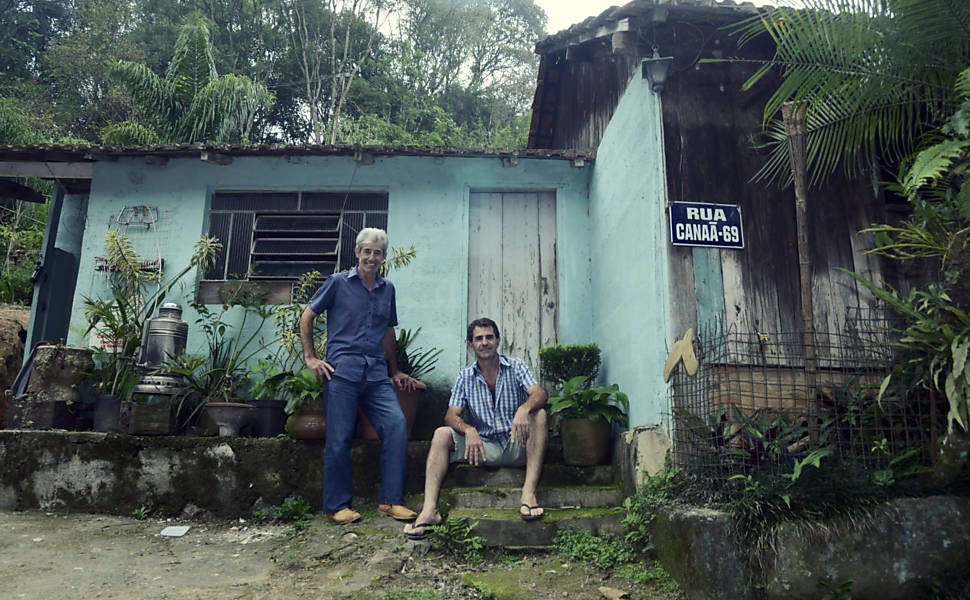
[0,506,684,600]
[0,303,30,328]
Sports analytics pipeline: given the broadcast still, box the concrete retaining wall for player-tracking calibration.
[0,431,429,517]
[654,497,970,600]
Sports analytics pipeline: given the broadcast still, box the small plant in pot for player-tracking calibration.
[283,368,327,439]
[548,375,629,466]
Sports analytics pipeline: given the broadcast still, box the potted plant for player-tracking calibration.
[246,361,289,437]
[357,327,442,440]
[547,375,629,466]
[80,229,221,433]
[283,367,327,439]
[539,343,601,392]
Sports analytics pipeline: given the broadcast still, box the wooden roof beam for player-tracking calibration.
[0,161,93,179]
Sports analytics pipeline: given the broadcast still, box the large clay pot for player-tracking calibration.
[357,380,424,440]
[286,407,327,439]
[560,417,612,466]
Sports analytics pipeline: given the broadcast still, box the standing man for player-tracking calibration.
[404,317,547,539]
[300,227,418,525]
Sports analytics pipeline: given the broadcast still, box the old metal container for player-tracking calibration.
[139,302,188,368]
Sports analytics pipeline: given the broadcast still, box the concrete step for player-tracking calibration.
[448,485,625,510]
[446,506,627,547]
[443,463,617,488]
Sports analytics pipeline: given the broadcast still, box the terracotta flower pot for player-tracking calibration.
[286,407,327,440]
[560,417,612,466]
[357,380,425,440]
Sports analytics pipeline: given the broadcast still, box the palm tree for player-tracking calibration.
[107,18,274,144]
[735,0,970,188]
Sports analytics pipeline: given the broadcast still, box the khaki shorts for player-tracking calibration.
[449,429,526,467]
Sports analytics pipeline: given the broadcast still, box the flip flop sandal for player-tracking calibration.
[404,520,439,540]
[520,503,544,522]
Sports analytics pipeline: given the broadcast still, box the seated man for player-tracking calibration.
[404,317,547,539]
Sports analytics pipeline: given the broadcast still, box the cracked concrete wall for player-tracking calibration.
[0,431,429,517]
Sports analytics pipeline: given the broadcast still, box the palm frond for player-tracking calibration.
[108,60,179,135]
[184,74,274,143]
[734,0,970,187]
[166,18,218,110]
[902,139,970,197]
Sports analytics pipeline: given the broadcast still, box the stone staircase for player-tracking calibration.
[419,455,629,547]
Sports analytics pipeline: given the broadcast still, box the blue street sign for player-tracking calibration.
[668,202,744,249]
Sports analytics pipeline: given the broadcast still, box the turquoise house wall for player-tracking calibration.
[589,72,672,428]
[68,154,592,390]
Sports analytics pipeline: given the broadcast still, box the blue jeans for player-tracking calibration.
[323,376,408,513]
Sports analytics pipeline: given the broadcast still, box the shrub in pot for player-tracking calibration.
[283,368,327,439]
[539,343,601,392]
[548,375,629,466]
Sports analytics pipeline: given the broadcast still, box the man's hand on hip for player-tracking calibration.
[305,356,334,382]
[390,371,416,392]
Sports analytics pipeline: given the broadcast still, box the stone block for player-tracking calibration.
[616,423,672,493]
[764,496,970,599]
[653,506,748,600]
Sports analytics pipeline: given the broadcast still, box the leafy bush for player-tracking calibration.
[547,375,628,426]
[554,527,633,571]
[539,343,600,387]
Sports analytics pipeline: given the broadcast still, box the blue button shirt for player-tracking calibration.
[307,268,398,383]
[448,354,538,449]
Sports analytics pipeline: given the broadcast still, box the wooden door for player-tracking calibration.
[467,191,558,376]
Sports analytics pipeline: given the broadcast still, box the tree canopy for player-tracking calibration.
[0,0,546,148]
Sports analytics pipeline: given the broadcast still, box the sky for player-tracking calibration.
[534,0,784,36]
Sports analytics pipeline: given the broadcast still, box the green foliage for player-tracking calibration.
[101,121,160,145]
[553,527,633,571]
[108,18,273,144]
[386,589,452,600]
[538,343,601,387]
[0,196,48,305]
[396,327,442,380]
[282,368,326,415]
[427,517,486,565]
[730,0,970,188]
[621,465,684,554]
[132,506,150,520]
[547,375,628,427]
[83,230,221,400]
[613,561,680,592]
[849,276,970,435]
[819,577,854,600]
[250,495,314,534]
[274,495,313,522]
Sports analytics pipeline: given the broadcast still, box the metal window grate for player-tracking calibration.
[204,191,388,281]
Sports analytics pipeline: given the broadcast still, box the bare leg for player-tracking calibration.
[404,426,453,535]
[520,409,547,518]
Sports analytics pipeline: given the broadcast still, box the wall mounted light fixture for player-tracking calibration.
[641,47,674,94]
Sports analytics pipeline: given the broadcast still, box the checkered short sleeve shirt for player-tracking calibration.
[448,354,539,449]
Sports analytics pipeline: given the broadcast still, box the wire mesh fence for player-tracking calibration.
[666,307,941,486]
